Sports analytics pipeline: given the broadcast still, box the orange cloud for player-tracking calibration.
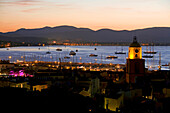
[21,7,45,13]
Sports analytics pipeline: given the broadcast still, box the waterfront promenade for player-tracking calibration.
[15,61,125,72]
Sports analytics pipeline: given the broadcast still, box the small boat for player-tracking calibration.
[56,48,62,51]
[106,56,118,59]
[94,48,97,50]
[89,54,98,57]
[144,51,157,54]
[115,51,126,54]
[46,51,51,54]
[64,56,70,59]
[142,55,153,58]
[143,44,157,54]
[69,51,76,55]
[6,48,9,50]
[46,45,51,54]
[162,63,170,66]
[115,48,126,54]
[38,48,40,50]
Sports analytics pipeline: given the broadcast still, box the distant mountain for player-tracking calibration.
[0,25,170,43]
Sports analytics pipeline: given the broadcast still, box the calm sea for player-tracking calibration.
[0,46,169,70]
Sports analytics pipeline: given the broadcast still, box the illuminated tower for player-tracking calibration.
[126,36,145,83]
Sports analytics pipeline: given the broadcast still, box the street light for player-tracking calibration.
[8,56,12,62]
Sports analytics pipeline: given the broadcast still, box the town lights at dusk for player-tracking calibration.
[0,0,170,113]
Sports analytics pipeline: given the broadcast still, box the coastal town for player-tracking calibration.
[1,0,170,112]
[0,37,169,112]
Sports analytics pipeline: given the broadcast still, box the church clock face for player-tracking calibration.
[135,49,139,53]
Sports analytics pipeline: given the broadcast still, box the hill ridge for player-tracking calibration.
[0,25,170,43]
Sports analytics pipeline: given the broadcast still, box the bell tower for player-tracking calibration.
[128,36,142,59]
[126,36,145,83]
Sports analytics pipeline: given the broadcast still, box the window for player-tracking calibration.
[135,49,139,53]
[135,54,138,58]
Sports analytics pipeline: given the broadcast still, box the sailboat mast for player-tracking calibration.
[48,45,50,51]
[24,52,25,63]
[149,45,151,52]
[159,52,161,70]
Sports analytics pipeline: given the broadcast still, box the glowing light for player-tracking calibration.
[79,66,84,68]
[116,64,120,69]
[53,41,56,43]
[9,70,33,77]
[128,47,142,59]
[19,70,24,76]
[8,56,12,59]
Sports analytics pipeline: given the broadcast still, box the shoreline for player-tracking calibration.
[1,44,170,49]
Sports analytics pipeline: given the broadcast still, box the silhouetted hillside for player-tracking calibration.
[0,25,170,43]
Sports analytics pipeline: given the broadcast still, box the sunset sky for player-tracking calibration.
[0,0,170,32]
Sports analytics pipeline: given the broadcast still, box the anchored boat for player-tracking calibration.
[106,56,118,59]
[89,54,98,57]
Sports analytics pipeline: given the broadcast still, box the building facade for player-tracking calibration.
[126,36,145,83]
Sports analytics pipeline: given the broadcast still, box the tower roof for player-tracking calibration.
[130,36,141,47]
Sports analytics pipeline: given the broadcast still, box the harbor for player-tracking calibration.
[0,45,169,70]
[0,37,170,113]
